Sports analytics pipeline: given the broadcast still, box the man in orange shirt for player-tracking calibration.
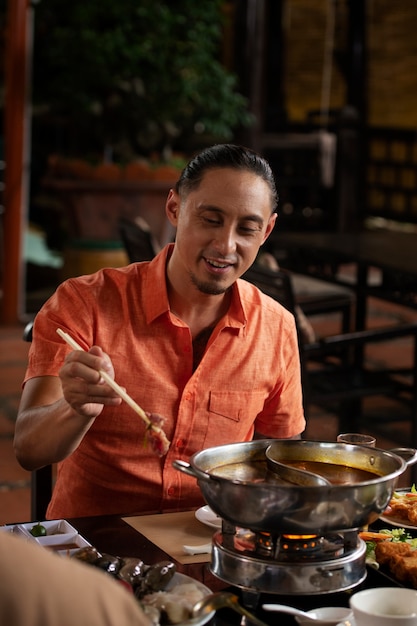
[14,144,305,518]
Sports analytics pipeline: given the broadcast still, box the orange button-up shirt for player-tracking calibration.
[25,245,305,518]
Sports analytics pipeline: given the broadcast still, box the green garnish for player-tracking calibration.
[30,522,47,537]
[392,484,417,498]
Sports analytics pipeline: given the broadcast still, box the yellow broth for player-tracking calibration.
[209,459,381,485]
[281,460,381,484]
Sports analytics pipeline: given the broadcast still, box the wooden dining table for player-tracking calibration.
[68,511,402,626]
[268,230,417,331]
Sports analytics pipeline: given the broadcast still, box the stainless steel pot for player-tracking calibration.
[173,440,417,534]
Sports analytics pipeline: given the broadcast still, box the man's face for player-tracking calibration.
[167,167,277,296]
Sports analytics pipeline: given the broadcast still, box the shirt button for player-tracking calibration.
[176,439,185,448]
[167,486,175,496]
[184,392,192,401]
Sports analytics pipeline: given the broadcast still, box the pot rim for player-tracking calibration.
[188,439,410,489]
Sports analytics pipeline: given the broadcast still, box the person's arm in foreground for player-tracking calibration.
[14,346,122,470]
[0,532,150,626]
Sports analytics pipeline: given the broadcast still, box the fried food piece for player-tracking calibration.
[387,500,410,518]
[390,553,417,583]
[374,542,417,588]
[407,503,417,525]
[407,562,417,589]
[385,493,417,523]
[375,540,414,566]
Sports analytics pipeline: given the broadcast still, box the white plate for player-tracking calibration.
[195,505,222,529]
[150,572,214,626]
[378,515,417,530]
[379,488,417,529]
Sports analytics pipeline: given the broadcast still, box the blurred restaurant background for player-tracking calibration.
[2,0,417,321]
[1,0,417,522]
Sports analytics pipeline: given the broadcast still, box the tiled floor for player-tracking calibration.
[1,293,416,525]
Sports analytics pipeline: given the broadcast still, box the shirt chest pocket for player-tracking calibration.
[203,390,266,446]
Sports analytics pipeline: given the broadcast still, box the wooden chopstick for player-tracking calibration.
[56,328,153,428]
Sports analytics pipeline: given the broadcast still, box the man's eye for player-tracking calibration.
[204,216,221,225]
[240,224,260,234]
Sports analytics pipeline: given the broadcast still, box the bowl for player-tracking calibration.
[350,587,417,626]
[294,606,354,626]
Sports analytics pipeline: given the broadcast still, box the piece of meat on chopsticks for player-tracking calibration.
[145,413,170,457]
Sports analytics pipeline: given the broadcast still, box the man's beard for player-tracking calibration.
[190,271,231,296]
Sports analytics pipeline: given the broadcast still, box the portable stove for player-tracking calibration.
[210,520,366,596]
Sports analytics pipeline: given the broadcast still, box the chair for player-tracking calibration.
[289,272,353,334]
[242,264,417,455]
[256,251,354,338]
[118,215,161,263]
[23,320,53,521]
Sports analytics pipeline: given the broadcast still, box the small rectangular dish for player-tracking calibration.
[34,531,91,555]
[0,519,91,555]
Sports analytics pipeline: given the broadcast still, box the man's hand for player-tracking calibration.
[59,346,122,419]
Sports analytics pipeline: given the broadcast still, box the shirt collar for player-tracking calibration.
[144,244,173,323]
[143,243,247,331]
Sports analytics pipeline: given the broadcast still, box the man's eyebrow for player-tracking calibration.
[243,214,265,225]
[196,204,224,213]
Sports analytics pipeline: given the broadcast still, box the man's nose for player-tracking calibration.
[213,227,237,254]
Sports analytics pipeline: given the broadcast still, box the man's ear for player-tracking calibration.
[261,212,277,245]
[165,189,180,226]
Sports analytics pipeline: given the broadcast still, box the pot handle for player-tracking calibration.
[390,447,417,466]
[172,459,214,483]
[172,459,198,477]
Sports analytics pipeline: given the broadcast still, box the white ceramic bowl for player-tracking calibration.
[350,587,417,626]
[295,606,354,626]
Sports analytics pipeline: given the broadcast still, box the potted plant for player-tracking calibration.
[30,0,252,247]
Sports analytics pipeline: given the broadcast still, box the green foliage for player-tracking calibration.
[32,0,252,162]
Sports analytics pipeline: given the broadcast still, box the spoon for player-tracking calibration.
[193,592,269,626]
[262,604,354,625]
[183,542,212,555]
[262,603,319,620]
